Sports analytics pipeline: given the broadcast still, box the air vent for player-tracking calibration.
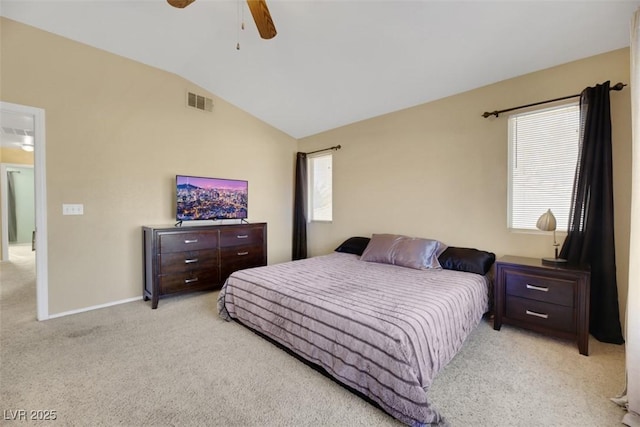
[187,92,213,112]
[1,127,33,137]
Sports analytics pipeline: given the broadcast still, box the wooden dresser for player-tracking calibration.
[143,222,267,309]
[493,255,590,355]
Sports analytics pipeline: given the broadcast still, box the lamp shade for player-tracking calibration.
[536,209,557,232]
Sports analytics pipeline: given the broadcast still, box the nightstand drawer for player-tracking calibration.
[506,296,576,333]
[505,271,575,307]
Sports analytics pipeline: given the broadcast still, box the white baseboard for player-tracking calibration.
[46,296,143,320]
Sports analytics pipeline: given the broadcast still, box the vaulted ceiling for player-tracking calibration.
[1,1,639,139]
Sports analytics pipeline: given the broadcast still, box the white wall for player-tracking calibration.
[625,7,639,424]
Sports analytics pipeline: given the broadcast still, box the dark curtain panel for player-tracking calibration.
[7,171,17,243]
[560,81,624,344]
[292,152,308,260]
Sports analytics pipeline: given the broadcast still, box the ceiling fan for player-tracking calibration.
[167,0,277,40]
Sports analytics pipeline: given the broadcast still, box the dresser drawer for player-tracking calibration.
[220,245,265,280]
[159,231,218,253]
[506,295,576,333]
[219,227,264,248]
[160,250,218,274]
[159,268,219,294]
[505,271,575,307]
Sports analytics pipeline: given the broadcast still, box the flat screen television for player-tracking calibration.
[176,175,248,221]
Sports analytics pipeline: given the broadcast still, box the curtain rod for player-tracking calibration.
[305,145,341,155]
[482,82,627,118]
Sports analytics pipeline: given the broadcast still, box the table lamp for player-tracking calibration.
[536,209,567,264]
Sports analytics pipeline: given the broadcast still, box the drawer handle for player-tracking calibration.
[526,309,549,319]
[237,235,249,239]
[237,251,249,256]
[184,239,198,244]
[184,277,199,284]
[526,284,549,292]
[184,258,199,264]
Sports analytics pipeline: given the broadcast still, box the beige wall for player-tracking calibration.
[299,48,632,331]
[0,18,297,315]
[0,147,35,165]
[0,147,35,259]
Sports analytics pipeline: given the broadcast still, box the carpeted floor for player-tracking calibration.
[0,245,627,426]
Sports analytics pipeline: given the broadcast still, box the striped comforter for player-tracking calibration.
[217,253,489,426]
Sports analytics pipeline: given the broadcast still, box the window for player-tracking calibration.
[308,153,333,222]
[508,103,579,232]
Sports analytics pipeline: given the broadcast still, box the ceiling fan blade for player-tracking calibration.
[246,0,277,39]
[167,0,195,8]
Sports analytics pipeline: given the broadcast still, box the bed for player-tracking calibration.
[217,234,495,426]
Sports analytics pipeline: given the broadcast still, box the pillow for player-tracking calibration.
[334,237,371,256]
[438,247,496,275]
[394,237,443,269]
[360,233,443,270]
[434,240,448,258]
[360,234,405,264]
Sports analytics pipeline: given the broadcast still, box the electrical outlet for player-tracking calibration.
[62,204,84,215]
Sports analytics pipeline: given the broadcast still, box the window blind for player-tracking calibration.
[308,153,333,221]
[508,103,579,232]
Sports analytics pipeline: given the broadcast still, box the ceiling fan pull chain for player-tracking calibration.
[236,0,241,50]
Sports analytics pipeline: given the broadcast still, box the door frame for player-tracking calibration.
[0,101,48,320]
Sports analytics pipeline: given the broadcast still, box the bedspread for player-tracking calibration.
[218,253,489,426]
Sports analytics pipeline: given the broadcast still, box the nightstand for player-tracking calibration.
[493,255,590,355]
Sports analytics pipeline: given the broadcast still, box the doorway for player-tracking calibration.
[0,102,48,320]
[1,164,35,251]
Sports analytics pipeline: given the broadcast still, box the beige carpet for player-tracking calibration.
[0,245,626,426]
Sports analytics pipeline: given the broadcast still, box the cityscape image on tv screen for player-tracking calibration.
[176,175,248,220]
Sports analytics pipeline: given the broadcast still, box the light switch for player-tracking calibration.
[62,204,84,215]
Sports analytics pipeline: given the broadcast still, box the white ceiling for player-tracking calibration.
[1,0,639,139]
